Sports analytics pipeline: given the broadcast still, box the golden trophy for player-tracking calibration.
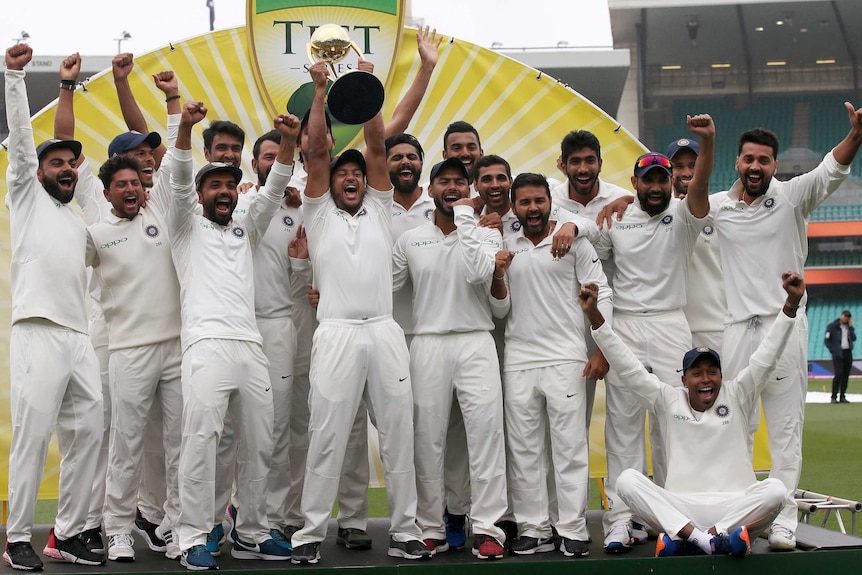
[307,24,384,125]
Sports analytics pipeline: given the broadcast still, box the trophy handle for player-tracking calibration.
[306,43,315,67]
[348,41,363,60]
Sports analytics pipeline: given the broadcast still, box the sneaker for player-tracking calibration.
[511,536,555,555]
[283,525,300,542]
[767,525,796,551]
[158,528,181,560]
[336,528,372,550]
[224,504,237,536]
[603,524,633,553]
[205,524,224,557]
[495,519,518,549]
[80,527,105,555]
[712,526,751,557]
[655,534,683,557]
[472,534,504,560]
[422,538,449,555]
[445,511,467,550]
[134,509,167,552]
[290,542,320,565]
[107,534,135,562]
[631,522,649,544]
[229,530,291,561]
[387,538,432,560]
[42,528,106,565]
[269,529,292,551]
[840,397,850,403]
[181,545,218,571]
[4,541,44,571]
[560,537,589,557]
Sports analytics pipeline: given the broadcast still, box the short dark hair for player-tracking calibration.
[253,130,281,161]
[510,172,550,203]
[443,120,481,150]
[472,154,511,181]
[385,133,424,161]
[202,120,246,151]
[98,155,142,190]
[560,130,601,163]
[738,127,779,158]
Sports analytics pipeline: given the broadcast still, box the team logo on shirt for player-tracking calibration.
[511,220,522,232]
[282,215,295,228]
[145,225,160,238]
[424,208,434,220]
[661,215,674,226]
[358,207,368,217]
[715,404,730,418]
[764,197,776,209]
[701,224,714,236]
[232,226,246,238]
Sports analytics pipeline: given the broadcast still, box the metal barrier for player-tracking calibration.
[796,489,862,536]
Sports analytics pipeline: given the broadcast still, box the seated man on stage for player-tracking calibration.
[578,272,805,557]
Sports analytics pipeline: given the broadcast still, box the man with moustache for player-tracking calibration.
[289,61,429,564]
[593,141,710,553]
[167,100,299,570]
[392,157,509,559]
[684,102,862,550]
[496,173,612,558]
[443,121,484,178]
[3,43,105,570]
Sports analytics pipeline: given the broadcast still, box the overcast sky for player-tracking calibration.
[2,0,612,56]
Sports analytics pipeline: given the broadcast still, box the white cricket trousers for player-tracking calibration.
[86,310,110,532]
[256,315,297,530]
[138,401,168,526]
[7,320,103,542]
[176,339,274,551]
[411,332,507,542]
[722,311,808,532]
[602,310,691,533]
[617,469,784,538]
[504,362,589,541]
[103,338,182,536]
[292,317,421,546]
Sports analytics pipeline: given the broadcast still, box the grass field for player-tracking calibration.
[31,378,862,534]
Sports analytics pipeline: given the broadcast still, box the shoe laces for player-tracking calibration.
[111,534,134,548]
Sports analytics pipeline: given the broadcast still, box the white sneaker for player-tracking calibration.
[603,524,633,553]
[631,522,649,544]
[107,533,135,562]
[768,525,796,551]
[157,526,181,560]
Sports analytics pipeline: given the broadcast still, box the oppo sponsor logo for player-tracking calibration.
[100,237,128,249]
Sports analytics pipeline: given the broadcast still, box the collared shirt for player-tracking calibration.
[391,193,435,334]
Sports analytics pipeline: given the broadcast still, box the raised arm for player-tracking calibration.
[303,61,333,199]
[54,52,81,147]
[684,113,715,219]
[832,102,862,167]
[150,70,180,168]
[384,25,442,138]
[4,44,37,193]
[360,60,390,192]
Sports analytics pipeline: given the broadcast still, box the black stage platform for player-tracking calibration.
[9,511,862,575]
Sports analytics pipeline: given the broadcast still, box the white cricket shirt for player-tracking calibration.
[391,194,434,334]
[683,192,727,334]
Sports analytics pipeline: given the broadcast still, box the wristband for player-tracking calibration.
[784,301,800,310]
[165,94,181,102]
[59,79,76,91]
[493,273,505,280]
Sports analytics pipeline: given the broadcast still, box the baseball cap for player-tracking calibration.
[36,139,82,162]
[195,162,244,190]
[330,149,367,176]
[665,138,700,161]
[428,157,469,183]
[633,153,673,178]
[108,131,162,158]
[682,346,721,373]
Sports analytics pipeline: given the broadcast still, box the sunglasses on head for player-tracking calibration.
[635,153,672,170]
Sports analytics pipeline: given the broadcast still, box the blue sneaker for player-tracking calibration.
[711,527,751,557]
[269,529,293,552]
[205,524,224,557]
[181,545,219,571]
[229,530,291,561]
[655,534,682,557]
[444,511,467,550]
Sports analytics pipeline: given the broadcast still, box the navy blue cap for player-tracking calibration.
[428,157,469,183]
[108,131,162,158]
[665,138,700,161]
[195,162,243,190]
[330,149,367,176]
[36,139,82,162]
[682,346,721,372]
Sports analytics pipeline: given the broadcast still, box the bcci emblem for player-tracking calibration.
[764,197,776,209]
[145,224,160,238]
[511,220,522,232]
[283,215,295,228]
[358,207,368,217]
[701,224,714,236]
[661,215,673,226]
[424,208,434,220]
[715,404,730,418]
[232,226,246,238]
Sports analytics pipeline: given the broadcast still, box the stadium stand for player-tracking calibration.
[807,299,860,360]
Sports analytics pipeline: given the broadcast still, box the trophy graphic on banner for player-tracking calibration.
[307,24,385,125]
